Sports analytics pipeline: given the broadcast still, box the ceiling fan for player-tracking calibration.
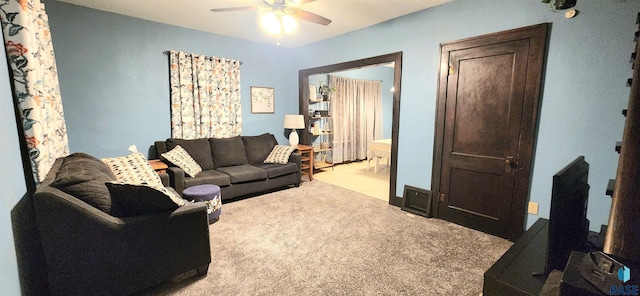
[210,0,332,27]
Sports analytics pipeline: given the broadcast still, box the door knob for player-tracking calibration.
[505,156,515,167]
[505,156,517,173]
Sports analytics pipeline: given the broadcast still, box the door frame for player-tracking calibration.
[431,24,549,240]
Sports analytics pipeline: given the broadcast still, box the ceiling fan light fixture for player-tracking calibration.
[262,11,297,35]
[262,12,281,34]
[282,14,297,33]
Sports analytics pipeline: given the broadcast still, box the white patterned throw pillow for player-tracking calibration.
[161,145,203,177]
[264,145,295,164]
[102,145,163,187]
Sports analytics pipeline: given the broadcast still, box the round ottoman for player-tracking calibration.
[183,184,221,223]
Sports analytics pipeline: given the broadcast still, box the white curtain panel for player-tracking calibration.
[330,75,382,164]
[1,0,70,185]
[168,50,242,139]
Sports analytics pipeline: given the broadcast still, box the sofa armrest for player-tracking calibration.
[166,166,187,195]
[288,152,301,169]
[288,153,302,184]
[159,171,170,187]
[33,187,210,295]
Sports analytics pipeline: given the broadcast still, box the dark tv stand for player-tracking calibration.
[483,218,550,296]
[483,218,604,295]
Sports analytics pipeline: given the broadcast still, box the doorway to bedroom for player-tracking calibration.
[308,64,393,202]
[298,52,402,205]
[299,52,402,205]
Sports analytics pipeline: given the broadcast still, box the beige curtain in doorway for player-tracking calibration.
[330,75,382,164]
[168,50,242,139]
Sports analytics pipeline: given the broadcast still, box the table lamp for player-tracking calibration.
[283,114,305,147]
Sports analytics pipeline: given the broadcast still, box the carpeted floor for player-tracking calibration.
[138,180,512,296]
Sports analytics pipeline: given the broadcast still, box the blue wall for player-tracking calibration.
[294,0,639,230]
[43,0,299,158]
[0,32,26,295]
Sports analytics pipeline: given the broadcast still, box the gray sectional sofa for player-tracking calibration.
[154,133,301,200]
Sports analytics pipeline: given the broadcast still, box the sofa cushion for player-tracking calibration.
[252,162,299,178]
[264,145,295,164]
[184,170,232,188]
[105,182,186,217]
[166,138,214,170]
[102,151,163,186]
[216,164,267,183]
[242,133,277,164]
[161,145,203,177]
[210,136,248,168]
[51,153,125,216]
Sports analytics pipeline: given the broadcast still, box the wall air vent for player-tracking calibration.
[401,185,432,218]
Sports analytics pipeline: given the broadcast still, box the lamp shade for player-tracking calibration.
[283,114,305,129]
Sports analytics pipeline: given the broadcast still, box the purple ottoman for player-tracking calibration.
[183,184,221,223]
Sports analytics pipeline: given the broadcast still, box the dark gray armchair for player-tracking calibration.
[33,156,211,295]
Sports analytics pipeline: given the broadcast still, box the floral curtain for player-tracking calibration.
[1,0,69,185]
[168,50,242,139]
[330,75,382,164]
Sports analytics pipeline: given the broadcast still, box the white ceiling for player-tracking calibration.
[57,0,453,48]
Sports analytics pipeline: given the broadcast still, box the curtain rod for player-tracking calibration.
[163,51,242,65]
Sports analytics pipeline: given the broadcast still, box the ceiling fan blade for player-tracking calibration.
[264,0,316,7]
[292,0,317,4]
[285,7,331,26]
[210,6,258,13]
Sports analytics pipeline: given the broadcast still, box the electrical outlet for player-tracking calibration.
[528,202,539,215]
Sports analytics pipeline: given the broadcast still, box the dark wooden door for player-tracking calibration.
[433,24,548,241]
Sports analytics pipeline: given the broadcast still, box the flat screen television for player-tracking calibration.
[545,156,591,273]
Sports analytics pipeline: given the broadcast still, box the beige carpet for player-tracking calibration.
[138,180,512,296]
[313,160,390,202]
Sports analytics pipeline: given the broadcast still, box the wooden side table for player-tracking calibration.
[148,159,168,174]
[296,144,314,181]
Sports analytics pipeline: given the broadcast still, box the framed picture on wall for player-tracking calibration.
[250,86,274,114]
